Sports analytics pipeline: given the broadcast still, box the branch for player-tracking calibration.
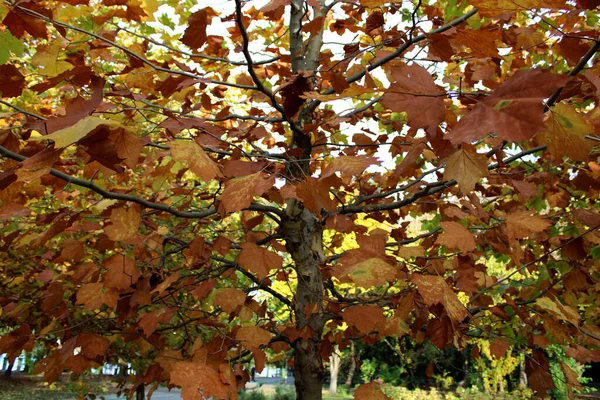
[340,95,384,118]
[234,0,304,138]
[0,99,47,120]
[332,145,547,216]
[13,5,257,92]
[211,256,292,306]
[304,8,479,114]
[0,145,284,218]
[545,40,600,111]
[113,23,280,66]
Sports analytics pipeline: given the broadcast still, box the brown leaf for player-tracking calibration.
[467,0,566,17]
[382,63,445,133]
[221,172,274,213]
[525,349,555,397]
[170,140,222,183]
[411,274,470,321]
[103,254,140,290]
[77,334,110,359]
[489,338,510,359]
[0,64,26,98]
[343,305,385,334]
[443,147,489,193]
[2,2,50,39]
[214,288,246,313]
[436,221,476,253]
[77,283,119,310]
[170,362,229,400]
[180,9,211,50]
[237,242,283,280]
[506,210,551,240]
[236,326,272,348]
[448,70,571,143]
[321,156,378,179]
[0,204,31,220]
[354,382,391,400]
[104,206,141,241]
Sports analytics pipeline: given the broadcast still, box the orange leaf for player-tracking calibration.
[170,140,222,183]
[103,254,140,290]
[443,147,489,194]
[221,172,275,213]
[214,288,246,313]
[354,382,391,400]
[343,305,385,334]
[104,206,141,241]
[170,362,229,400]
[76,283,119,310]
[236,326,272,348]
[435,221,476,253]
[237,242,283,280]
[506,210,551,240]
[411,274,469,321]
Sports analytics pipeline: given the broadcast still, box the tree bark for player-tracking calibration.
[329,346,340,394]
[282,199,326,400]
[3,358,14,378]
[346,341,356,389]
[135,382,145,400]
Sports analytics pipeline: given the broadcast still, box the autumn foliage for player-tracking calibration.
[0,0,599,399]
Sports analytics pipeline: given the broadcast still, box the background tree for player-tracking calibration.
[0,0,600,399]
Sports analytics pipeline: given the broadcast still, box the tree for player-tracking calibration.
[0,0,599,399]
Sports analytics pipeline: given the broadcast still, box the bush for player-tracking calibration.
[238,390,269,400]
[273,385,296,400]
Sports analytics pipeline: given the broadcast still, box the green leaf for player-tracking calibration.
[0,31,24,65]
[591,246,600,260]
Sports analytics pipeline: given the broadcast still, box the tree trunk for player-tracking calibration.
[282,200,326,400]
[136,383,145,400]
[3,358,14,378]
[329,346,340,394]
[346,341,356,389]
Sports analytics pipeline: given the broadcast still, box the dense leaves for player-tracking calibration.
[0,0,599,399]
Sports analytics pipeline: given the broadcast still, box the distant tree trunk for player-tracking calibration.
[329,347,341,394]
[3,358,14,378]
[519,357,527,387]
[346,341,356,389]
[136,383,144,400]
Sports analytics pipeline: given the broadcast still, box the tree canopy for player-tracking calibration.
[0,0,600,398]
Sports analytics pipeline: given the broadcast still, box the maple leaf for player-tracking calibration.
[220,172,274,213]
[180,9,211,50]
[237,242,283,280]
[411,274,469,322]
[382,62,445,133]
[354,382,391,400]
[505,209,551,241]
[347,258,398,288]
[170,140,223,183]
[76,334,110,359]
[321,156,378,179]
[0,64,26,97]
[436,221,476,253]
[138,308,176,336]
[343,305,385,334]
[536,103,595,162]
[16,146,62,182]
[104,206,141,241]
[526,349,555,397]
[170,362,229,400]
[443,146,489,193]
[29,116,123,149]
[448,70,571,144]
[467,0,567,17]
[236,326,272,348]
[76,283,119,310]
[103,254,140,290]
[214,288,246,313]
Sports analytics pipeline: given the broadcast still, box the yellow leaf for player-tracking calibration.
[29,116,123,148]
[31,38,73,77]
[170,140,222,183]
[348,258,397,288]
[104,207,141,241]
[537,103,595,162]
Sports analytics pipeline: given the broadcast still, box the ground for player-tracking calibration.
[0,375,352,400]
